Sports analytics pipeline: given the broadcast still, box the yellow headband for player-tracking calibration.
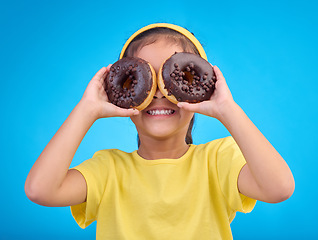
[119,23,207,61]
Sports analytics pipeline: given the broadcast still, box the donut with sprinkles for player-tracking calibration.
[104,57,157,111]
[158,52,217,104]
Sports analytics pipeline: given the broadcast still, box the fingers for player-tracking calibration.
[93,67,107,79]
[102,102,139,118]
[106,64,112,71]
[92,67,109,85]
[213,65,225,82]
[177,102,203,113]
[115,108,140,117]
[103,64,113,90]
[212,65,230,92]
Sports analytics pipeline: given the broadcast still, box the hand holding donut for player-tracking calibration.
[103,53,233,120]
[177,66,235,120]
[104,53,218,110]
[80,65,139,120]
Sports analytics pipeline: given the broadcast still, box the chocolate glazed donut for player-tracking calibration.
[105,57,157,111]
[158,52,217,104]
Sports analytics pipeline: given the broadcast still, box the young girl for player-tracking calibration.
[25,23,295,239]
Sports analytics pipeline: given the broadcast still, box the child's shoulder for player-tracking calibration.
[194,136,235,151]
[92,148,133,160]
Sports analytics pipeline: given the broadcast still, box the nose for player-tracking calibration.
[153,88,165,99]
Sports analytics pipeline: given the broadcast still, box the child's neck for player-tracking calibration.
[137,136,190,160]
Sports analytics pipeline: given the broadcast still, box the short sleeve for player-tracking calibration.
[216,137,256,213]
[70,151,109,228]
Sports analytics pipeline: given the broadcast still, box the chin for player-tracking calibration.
[139,123,189,142]
[130,108,193,142]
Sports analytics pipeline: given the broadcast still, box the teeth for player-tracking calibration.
[148,109,174,116]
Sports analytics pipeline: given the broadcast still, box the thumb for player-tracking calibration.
[108,103,140,117]
[178,101,213,117]
[177,102,201,113]
[115,108,140,117]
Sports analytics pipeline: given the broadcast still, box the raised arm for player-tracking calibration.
[177,66,295,203]
[25,66,139,207]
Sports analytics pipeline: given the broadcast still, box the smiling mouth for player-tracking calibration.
[147,109,175,116]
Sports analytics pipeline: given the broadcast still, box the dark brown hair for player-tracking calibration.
[122,27,199,145]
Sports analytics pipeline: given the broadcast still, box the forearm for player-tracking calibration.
[25,100,97,197]
[178,65,294,202]
[218,100,295,201]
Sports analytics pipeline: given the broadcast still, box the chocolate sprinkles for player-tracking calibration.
[104,57,153,109]
[161,52,217,103]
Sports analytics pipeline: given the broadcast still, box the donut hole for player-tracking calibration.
[122,76,133,90]
[183,70,195,85]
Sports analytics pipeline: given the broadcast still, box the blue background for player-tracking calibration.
[1,0,317,239]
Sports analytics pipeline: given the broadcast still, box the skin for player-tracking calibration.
[25,39,295,208]
[178,67,295,202]
[131,40,194,160]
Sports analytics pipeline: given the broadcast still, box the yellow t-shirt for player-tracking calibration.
[71,137,256,240]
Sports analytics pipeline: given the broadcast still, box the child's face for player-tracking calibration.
[130,39,194,143]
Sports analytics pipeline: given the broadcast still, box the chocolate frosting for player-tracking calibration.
[162,52,216,103]
[105,57,153,108]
